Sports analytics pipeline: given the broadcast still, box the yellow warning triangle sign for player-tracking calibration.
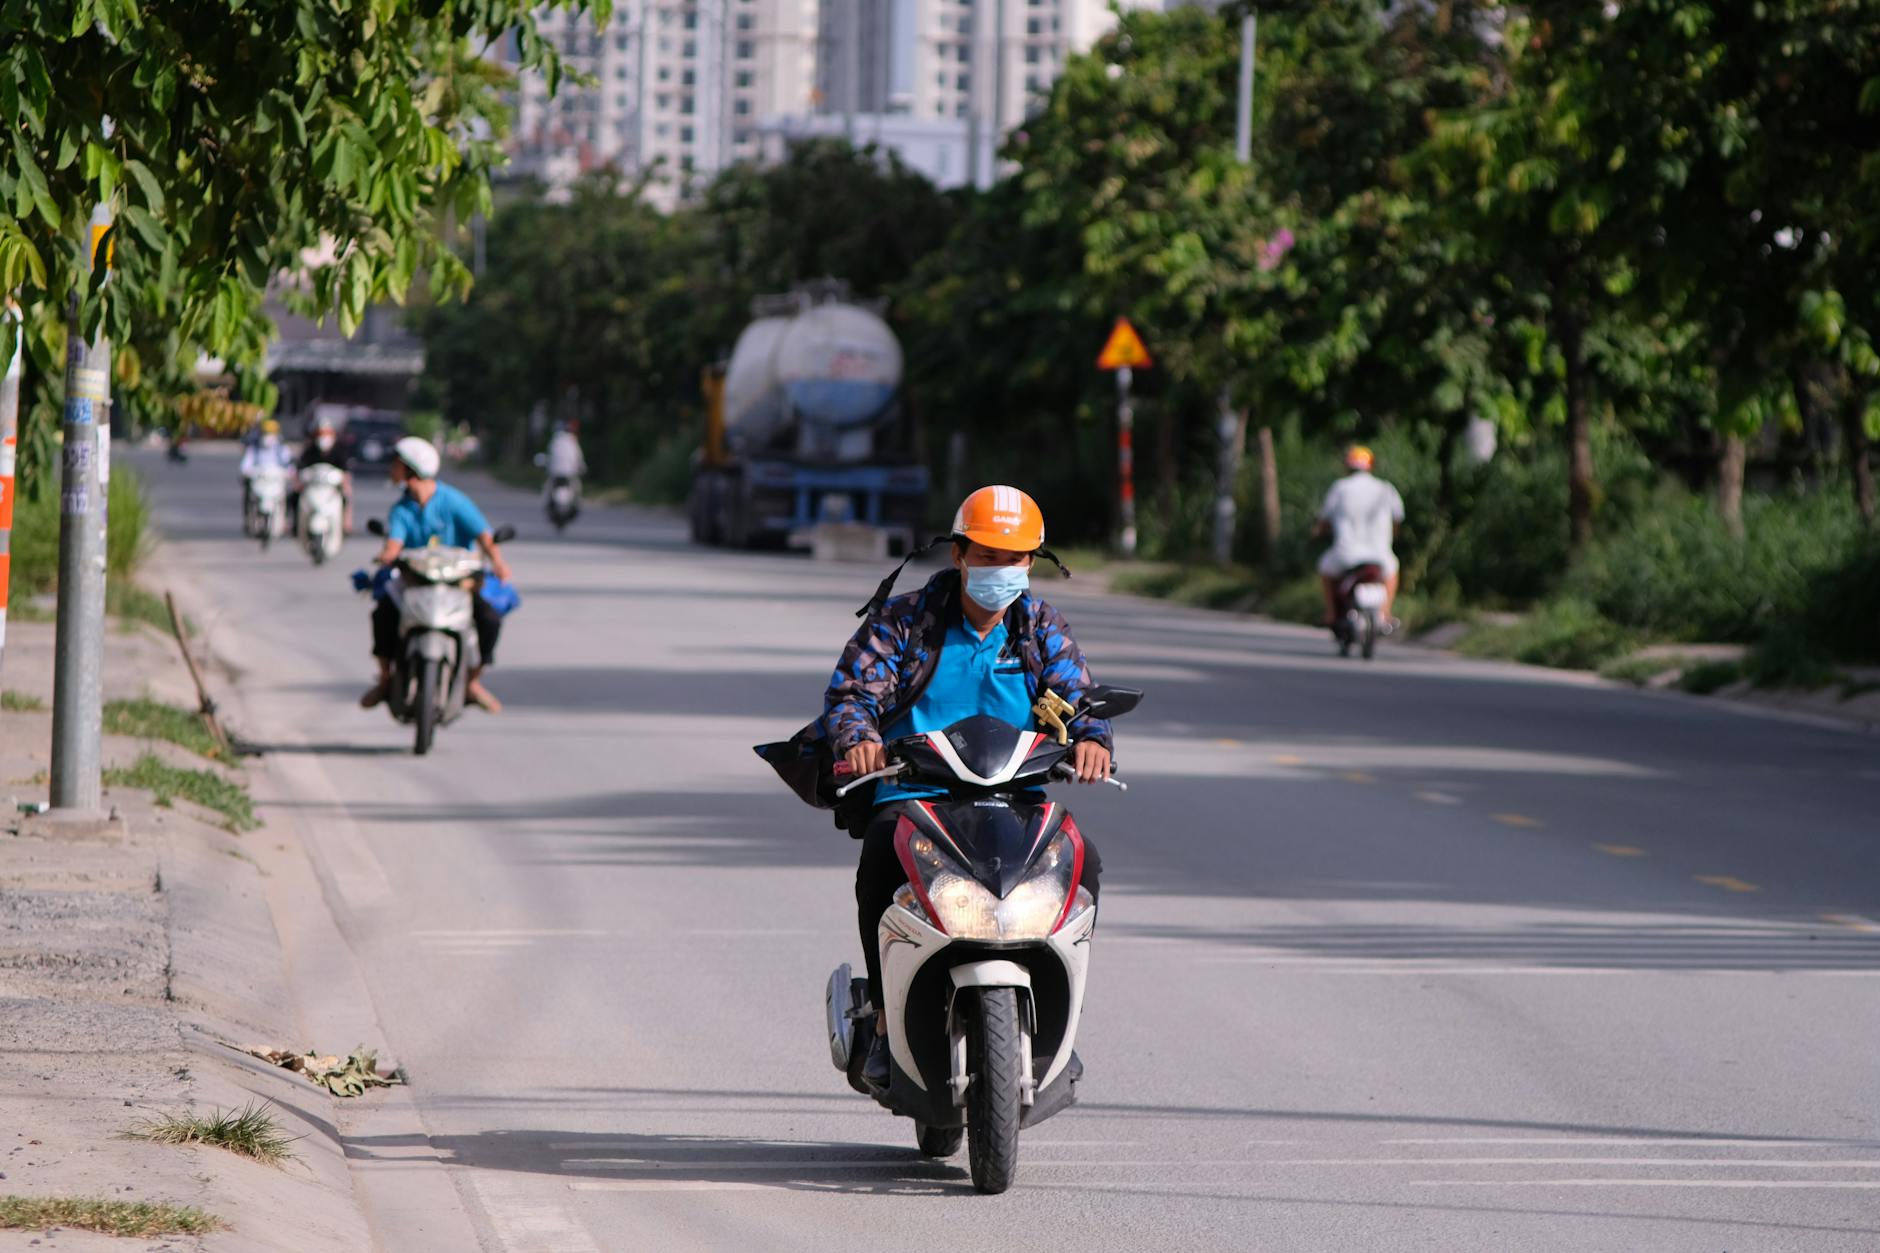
[1097,317,1152,370]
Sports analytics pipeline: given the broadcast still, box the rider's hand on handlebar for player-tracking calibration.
[1072,741,1112,784]
[845,742,888,777]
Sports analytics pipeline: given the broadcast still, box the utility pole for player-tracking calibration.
[0,306,19,684]
[50,204,113,813]
[1116,366,1137,558]
[1214,11,1261,564]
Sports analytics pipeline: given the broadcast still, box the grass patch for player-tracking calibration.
[1598,654,1687,687]
[1676,659,1744,695]
[104,698,227,762]
[103,754,255,832]
[0,1195,220,1237]
[1,690,45,711]
[108,582,181,634]
[1457,599,1639,671]
[126,1102,296,1166]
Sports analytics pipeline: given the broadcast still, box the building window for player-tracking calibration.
[682,69,695,85]
[736,69,753,87]
[737,40,755,58]
[1025,47,1040,64]
[683,39,696,56]
[657,92,671,109]
[957,72,970,91]
[737,12,754,30]
[955,100,969,117]
[658,65,671,81]
[735,98,752,115]
[680,126,694,143]
[683,10,697,28]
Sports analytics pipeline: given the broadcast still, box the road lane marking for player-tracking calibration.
[470,1176,602,1253]
[1492,813,1542,828]
[1413,791,1462,805]
[1272,754,1304,766]
[1696,874,1761,893]
[413,929,607,937]
[566,1157,1880,1172]
[1820,913,1880,932]
[1339,770,1377,784]
[1385,1138,1880,1147]
[1593,843,1647,857]
[1417,1180,1880,1189]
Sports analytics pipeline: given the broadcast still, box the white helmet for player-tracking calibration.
[393,436,440,479]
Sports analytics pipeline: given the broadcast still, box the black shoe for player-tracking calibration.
[862,1034,891,1088]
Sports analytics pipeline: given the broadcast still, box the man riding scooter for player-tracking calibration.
[360,437,513,714]
[292,417,354,535]
[1314,444,1405,633]
[817,486,1115,1087]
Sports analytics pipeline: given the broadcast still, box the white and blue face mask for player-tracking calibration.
[964,564,1030,614]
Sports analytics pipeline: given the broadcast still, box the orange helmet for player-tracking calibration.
[952,485,1045,552]
[1345,444,1375,471]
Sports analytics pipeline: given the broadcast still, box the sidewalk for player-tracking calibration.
[1,611,372,1251]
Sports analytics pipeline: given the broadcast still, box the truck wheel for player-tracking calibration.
[966,987,1023,1194]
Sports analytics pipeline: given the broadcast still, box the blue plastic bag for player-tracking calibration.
[479,574,522,617]
[350,567,396,599]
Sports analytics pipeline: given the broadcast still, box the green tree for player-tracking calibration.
[0,0,600,487]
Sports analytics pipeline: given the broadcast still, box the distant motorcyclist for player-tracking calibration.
[544,419,587,485]
[240,418,294,523]
[360,437,514,714]
[815,485,1114,1087]
[1313,444,1404,629]
[293,417,354,534]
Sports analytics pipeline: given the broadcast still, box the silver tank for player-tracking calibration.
[723,299,903,462]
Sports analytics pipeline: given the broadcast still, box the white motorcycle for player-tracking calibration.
[364,520,515,755]
[823,685,1143,1194]
[545,476,580,534]
[249,464,288,551]
[298,464,346,566]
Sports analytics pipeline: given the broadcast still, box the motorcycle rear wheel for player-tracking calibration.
[1361,608,1378,660]
[414,658,440,756]
[916,1122,963,1159]
[966,987,1023,1194]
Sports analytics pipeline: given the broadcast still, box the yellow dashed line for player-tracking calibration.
[1214,738,1242,747]
[1273,754,1304,766]
[1820,913,1880,933]
[1593,844,1647,858]
[1340,770,1377,785]
[1492,813,1542,829]
[1695,875,1761,894]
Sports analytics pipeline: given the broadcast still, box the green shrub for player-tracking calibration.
[1677,659,1744,695]
[1566,490,1863,644]
[625,433,696,505]
[6,467,149,596]
[1458,598,1637,670]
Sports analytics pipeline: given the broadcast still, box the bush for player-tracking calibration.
[625,433,696,505]
[1566,490,1864,644]
[7,466,149,596]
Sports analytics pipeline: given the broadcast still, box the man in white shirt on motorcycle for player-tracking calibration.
[544,420,586,489]
[240,418,295,524]
[1313,444,1405,628]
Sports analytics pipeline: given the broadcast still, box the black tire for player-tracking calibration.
[309,536,327,566]
[413,657,440,756]
[966,987,1023,1194]
[259,520,272,551]
[1361,608,1378,660]
[916,1122,964,1159]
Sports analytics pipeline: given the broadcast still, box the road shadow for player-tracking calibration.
[342,1126,971,1195]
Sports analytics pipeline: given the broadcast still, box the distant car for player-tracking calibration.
[341,416,406,473]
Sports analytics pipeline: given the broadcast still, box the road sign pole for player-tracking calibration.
[1116,365,1137,558]
[0,308,19,684]
[50,206,113,813]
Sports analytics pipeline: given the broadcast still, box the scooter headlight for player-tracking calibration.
[904,832,1078,942]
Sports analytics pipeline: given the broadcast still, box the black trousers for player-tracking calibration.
[854,807,1102,1011]
[371,595,502,666]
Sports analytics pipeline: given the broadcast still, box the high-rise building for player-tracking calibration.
[504,1,819,209]
[809,0,1153,187]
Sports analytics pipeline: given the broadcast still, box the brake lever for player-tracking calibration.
[835,762,904,800]
[1050,763,1129,792]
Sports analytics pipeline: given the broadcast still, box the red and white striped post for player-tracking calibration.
[0,309,19,682]
[1115,366,1137,558]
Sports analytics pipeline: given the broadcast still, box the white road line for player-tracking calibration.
[1414,791,1463,805]
[413,929,607,937]
[470,1176,603,1253]
[1417,1179,1880,1189]
[569,1181,772,1193]
[1384,1137,1880,1147]
[564,1157,1880,1172]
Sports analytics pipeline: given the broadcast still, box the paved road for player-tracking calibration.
[138,446,1880,1251]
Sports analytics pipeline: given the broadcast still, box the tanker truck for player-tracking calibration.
[689,283,929,552]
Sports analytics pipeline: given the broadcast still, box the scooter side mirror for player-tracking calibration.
[366,518,386,537]
[491,524,517,544]
[1080,685,1143,720]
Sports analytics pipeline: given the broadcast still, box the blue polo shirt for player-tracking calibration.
[876,617,1037,804]
[388,482,489,550]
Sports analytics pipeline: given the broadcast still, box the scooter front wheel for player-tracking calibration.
[966,987,1023,1194]
[413,658,440,756]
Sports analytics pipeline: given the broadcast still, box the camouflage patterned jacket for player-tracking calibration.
[755,568,1113,815]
